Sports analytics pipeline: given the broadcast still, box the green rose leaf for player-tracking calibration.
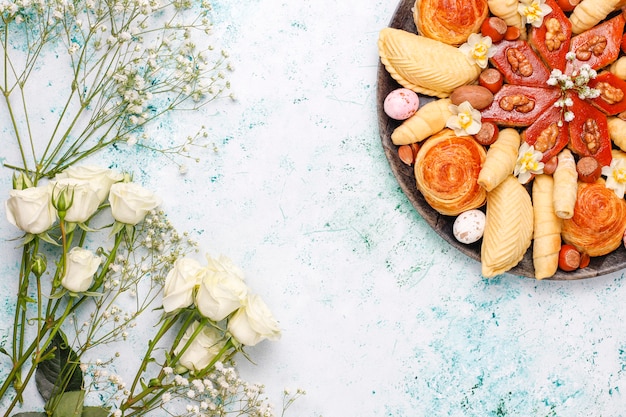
[82,407,111,417]
[11,413,47,417]
[35,331,83,402]
[51,391,84,417]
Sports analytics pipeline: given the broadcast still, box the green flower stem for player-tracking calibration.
[124,313,183,405]
[2,78,30,174]
[9,238,40,400]
[121,312,199,413]
[0,299,74,415]
[122,337,236,417]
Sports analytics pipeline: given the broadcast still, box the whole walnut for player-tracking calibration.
[413,0,489,45]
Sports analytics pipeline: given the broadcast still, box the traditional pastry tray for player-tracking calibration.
[377,0,626,280]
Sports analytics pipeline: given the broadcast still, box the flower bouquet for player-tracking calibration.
[0,1,301,416]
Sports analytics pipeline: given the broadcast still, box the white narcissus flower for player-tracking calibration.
[5,185,57,235]
[162,257,204,313]
[61,247,102,293]
[174,321,227,372]
[514,142,545,184]
[602,157,626,199]
[50,178,101,223]
[446,101,482,136]
[108,182,162,225]
[195,255,248,321]
[518,0,552,28]
[458,33,496,69]
[227,294,281,346]
[55,165,123,203]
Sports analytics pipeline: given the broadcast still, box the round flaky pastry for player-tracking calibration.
[413,0,489,45]
[414,129,487,216]
[561,181,626,257]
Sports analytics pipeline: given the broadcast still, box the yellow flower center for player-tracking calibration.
[613,167,626,183]
[472,43,488,60]
[523,2,543,23]
[520,152,539,172]
[458,112,473,129]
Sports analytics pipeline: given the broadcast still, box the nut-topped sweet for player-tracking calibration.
[378,0,626,279]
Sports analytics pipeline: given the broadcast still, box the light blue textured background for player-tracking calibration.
[3,1,626,416]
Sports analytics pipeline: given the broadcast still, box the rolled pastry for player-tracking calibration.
[610,57,626,80]
[561,180,626,256]
[569,0,626,34]
[487,0,525,38]
[477,128,521,192]
[414,129,487,216]
[481,175,534,277]
[378,28,482,98]
[391,98,452,145]
[552,149,578,219]
[413,0,489,45]
[532,174,562,280]
[608,117,626,152]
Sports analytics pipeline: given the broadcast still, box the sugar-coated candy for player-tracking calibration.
[453,209,486,244]
[383,88,419,120]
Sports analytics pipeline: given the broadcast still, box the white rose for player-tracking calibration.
[108,182,162,225]
[61,247,102,292]
[51,178,101,223]
[5,185,57,234]
[162,258,203,313]
[195,256,248,321]
[174,321,227,372]
[55,165,123,203]
[227,294,281,346]
[205,254,245,280]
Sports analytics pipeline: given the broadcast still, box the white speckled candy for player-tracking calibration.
[383,88,420,120]
[453,209,486,244]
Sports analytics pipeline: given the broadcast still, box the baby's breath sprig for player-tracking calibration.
[547,54,600,126]
[1,0,232,183]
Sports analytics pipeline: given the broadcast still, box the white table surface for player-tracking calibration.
[3,1,626,416]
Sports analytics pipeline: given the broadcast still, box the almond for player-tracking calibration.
[398,144,419,166]
[450,85,494,110]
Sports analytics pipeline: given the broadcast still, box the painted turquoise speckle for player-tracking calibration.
[3,0,626,416]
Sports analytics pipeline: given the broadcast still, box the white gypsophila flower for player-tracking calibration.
[514,142,544,184]
[518,0,552,27]
[602,157,626,198]
[446,101,482,136]
[458,33,496,69]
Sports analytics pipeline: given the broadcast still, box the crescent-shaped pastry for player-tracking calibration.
[391,98,452,145]
[481,175,534,277]
[487,0,525,38]
[608,117,626,152]
[552,149,578,219]
[477,128,520,192]
[413,0,489,46]
[414,129,487,216]
[569,0,626,34]
[532,174,562,280]
[561,180,626,257]
[378,28,482,98]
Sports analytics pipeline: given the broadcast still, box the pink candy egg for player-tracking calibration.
[384,88,420,120]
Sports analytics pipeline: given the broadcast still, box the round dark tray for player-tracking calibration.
[376,0,626,279]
